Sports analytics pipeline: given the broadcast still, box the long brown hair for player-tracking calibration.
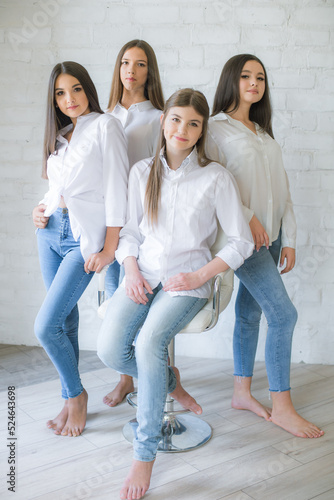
[145,88,211,224]
[212,54,274,138]
[107,39,164,113]
[42,61,104,179]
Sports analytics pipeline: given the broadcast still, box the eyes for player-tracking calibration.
[55,86,83,97]
[171,118,199,127]
[121,60,147,68]
[241,74,265,81]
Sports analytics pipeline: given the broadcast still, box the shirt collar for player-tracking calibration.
[212,112,261,133]
[56,112,100,142]
[159,147,198,175]
[114,100,156,113]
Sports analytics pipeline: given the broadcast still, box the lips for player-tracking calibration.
[67,105,79,110]
[174,136,188,142]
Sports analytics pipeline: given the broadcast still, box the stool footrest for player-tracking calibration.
[123,414,212,453]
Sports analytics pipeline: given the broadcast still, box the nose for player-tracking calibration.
[178,122,186,134]
[66,92,75,103]
[127,63,134,74]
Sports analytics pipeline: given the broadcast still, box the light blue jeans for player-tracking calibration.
[34,208,94,399]
[97,284,207,462]
[105,260,121,298]
[233,232,298,392]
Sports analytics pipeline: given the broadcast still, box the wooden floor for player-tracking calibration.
[0,344,333,500]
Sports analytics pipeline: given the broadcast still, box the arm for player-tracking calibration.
[281,171,297,249]
[206,128,254,224]
[163,256,229,292]
[84,226,121,274]
[249,215,270,251]
[165,168,254,293]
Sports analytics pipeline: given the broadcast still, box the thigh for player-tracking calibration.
[136,291,207,355]
[38,247,93,328]
[235,245,291,318]
[97,285,157,356]
[37,225,62,290]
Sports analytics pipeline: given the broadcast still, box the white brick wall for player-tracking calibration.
[1,0,333,365]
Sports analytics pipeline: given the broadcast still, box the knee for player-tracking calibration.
[97,328,123,371]
[279,301,298,333]
[34,313,50,346]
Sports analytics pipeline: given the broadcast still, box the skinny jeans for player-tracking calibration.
[34,208,94,399]
[233,232,298,392]
[98,284,206,461]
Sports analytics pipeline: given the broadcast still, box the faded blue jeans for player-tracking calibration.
[97,284,207,462]
[233,232,298,392]
[34,208,94,399]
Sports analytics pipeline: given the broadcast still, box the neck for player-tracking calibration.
[165,146,192,171]
[227,101,251,123]
[121,88,147,110]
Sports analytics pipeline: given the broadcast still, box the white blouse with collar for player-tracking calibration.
[109,100,162,168]
[40,112,129,261]
[115,148,254,299]
[207,112,297,249]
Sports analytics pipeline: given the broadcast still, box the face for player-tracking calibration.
[120,47,148,94]
[239,60,266,106]
[54,73,90,123]
[162,106,203,159]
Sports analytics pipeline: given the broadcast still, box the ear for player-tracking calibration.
[160,113,164,126]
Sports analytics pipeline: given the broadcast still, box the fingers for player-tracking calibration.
[142,279,153,295]
[33,205,49,228]
[126,284,149,304]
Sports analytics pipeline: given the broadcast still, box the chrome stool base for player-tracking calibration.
[123,413,212,453]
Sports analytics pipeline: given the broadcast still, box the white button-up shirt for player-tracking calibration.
[110,101,162,167]
[40,112,129,261]
[207,113,296,249]
[116,149,254,298]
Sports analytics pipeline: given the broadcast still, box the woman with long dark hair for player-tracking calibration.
[32,61,129,437]
[207,54,324,439]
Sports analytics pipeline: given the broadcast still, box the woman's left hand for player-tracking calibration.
[84,250,114,274]
[163,271,203,292]
[279,247,295,274]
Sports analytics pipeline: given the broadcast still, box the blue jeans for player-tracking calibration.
[34,208,94,399]
[105,260,121,298]
[233,232,298,392]
[97,284,207,461]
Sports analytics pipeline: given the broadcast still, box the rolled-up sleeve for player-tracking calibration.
[214,169,254,270]
[115,163,145,265]
[101,116,129,227]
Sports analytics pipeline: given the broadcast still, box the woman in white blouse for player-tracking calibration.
[98,88,254,499]
[104,40,164,408]
[207,54,323,439]
[32,62,129,437]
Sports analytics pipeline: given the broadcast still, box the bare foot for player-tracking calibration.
[120,459,154,500]
[271,391,324,438]
[61,389,88,437]
[103,375,134,408]
[232,376,271,420]
[232,393,272,420]
[169,366,202,415]
[47,400,69,435]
